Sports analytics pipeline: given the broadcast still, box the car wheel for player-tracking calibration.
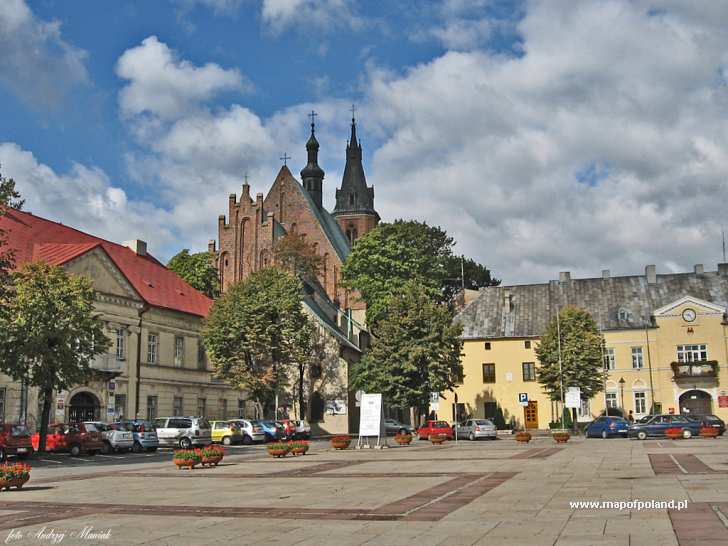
[637,431,647,440]
[179,437,192,449]
[601,431,608,439]
[147,447,158,452]
[16,449,33,460]
[0,448,6,463]
[102,441,112,454]
[418,434,426,441]
[468,432,475,441]
[69,444,81,457]
[132,441,143,453]
[682,429,692,439]
[222,436,232,446]
[242,434,252,445]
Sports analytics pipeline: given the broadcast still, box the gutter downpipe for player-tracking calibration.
[645,321,656,414]
[134,304,150,418]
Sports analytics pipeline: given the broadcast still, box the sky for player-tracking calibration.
[1,0,728,285]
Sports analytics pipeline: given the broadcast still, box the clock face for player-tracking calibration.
[682,308,696,322]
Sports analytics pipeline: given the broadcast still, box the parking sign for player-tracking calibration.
[518,393,528,406]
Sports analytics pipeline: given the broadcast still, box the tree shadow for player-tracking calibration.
[466,389,518,430]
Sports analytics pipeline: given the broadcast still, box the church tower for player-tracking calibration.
[332,112,380,244]
[300,112,325,209]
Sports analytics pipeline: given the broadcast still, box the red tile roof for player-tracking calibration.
[0,208,212,317]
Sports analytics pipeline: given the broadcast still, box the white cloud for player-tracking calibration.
[0,142,177,255]
[0,0,88,109]
[116,36,248,119]
[176,0,244,14]
[261,0,363,34]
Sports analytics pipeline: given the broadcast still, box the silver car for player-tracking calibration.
[228,419,266,444]
[85,421,134,453]
[153,416,212,449]
[456,419,497,440]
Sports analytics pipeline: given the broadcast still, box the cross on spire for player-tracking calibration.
[280,153,290,165]
[308,110,318,132]
[350,103,356,121]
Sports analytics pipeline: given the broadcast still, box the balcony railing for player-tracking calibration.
[670,360,719,379]
[91,353,124,372]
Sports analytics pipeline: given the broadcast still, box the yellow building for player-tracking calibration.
[444,265,728,429]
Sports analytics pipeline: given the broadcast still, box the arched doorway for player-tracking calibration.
[679,390,712,416]
[68,392,100,423]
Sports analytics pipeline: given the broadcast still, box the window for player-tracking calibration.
[197,340,207,370]
[147,396,158,422]
[522,362,536,382]
[606,392,617,409]
[634,392,647,414]
[219,399,227,420]
[524,340,531,349]
[115,328,125,360]
[631,347,643,369]
[482,363,496,383]
[677,344,707,362]
[238,399,246,418]
[147,333,158,364]
[604,348,615,370]
[173,396,183,417]
[484,342,491,350]
[174,336,185,367]
[197,398,206,417]
[114,394,127,419]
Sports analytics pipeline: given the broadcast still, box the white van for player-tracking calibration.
[153,417,212,449]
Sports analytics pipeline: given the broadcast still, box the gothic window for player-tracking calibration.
[346,225,358,244]
[349,193,355,206]
[239,219,248,275]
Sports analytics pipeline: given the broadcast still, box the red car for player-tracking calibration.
[31,423,104,456]
[277,419,296,439]
[0,424,34,462]
[417,420,454,440]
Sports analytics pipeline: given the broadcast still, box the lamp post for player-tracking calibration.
[619,377,626,415]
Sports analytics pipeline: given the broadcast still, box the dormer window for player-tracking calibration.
[618,308,632,321]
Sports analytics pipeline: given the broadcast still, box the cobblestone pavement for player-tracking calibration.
[2,436,728,545]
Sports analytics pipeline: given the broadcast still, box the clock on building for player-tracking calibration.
[681,308,696,322]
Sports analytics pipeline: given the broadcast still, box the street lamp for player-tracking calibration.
[619,377,626,415]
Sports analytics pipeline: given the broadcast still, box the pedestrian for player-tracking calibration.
[627,410,634,423]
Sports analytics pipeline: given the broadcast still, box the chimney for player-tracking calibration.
[208,240,216,253]
[602,269,610,279]
[694,264,704,275]
[718,263,728,276]
[123,239,147,257]
[645,265,656,284]
[503,289,512,313]
[559,271,571,283]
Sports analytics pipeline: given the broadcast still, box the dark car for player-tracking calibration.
[585,416,630,438]
[629,414,701,440]
[384,419,415,436]
[685,414,726,436]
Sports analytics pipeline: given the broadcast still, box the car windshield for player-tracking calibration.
[84,423,100,432]
[11,425,29,436]
[474,420,492,426]
[610,418,628,423]
[433,422,449,428]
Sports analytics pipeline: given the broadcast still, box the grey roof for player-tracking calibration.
[456,269,728,339]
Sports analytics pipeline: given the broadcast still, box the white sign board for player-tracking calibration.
[429,392,440,411]
[359,393,383,436]
[565,388,581,408]
[518,393,529,406]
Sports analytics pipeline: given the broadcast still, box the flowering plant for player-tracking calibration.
[197,445,225,458]
[173,449,202,462]
[0,463,31,481]
[289,440,309,449]
[267,442,291,451]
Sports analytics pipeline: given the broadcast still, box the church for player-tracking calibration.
[212,112,380,432]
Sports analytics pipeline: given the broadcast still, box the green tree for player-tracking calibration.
[0,263,109,451]
[442,255,500,301]
[202,267,315,418]
[0,168,23,297]
[342,220,497,326]
[535,306,606,425]
[167,249,219,298]
[351,281,464,419]
[273,232,323,281]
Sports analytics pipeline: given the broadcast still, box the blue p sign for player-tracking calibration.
[518,393,528,404]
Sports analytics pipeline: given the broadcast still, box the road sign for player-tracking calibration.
[518,393,529,406]
[429,392,440,411]
[565,388,581,408]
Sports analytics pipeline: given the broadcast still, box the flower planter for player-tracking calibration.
[173,449,201,469]
[198,445,225,466]
[552,432,570,444]
[0,463,31,490]
[664,427,684,440]
[515,432,531,443]
[289,440,310,456]
[3,477,29,490]
[699,426,720,439]
[267,443,291,458]
[331,436,352,450]
[430,434,447,445]
[394,434,413,445]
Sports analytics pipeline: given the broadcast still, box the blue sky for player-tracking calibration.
[2,1,728,283]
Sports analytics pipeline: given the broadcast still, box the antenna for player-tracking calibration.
[723,226,726,262]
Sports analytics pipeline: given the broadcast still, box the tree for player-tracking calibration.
[351,281,464,419]
[342,220,497,326]
[167,249,219,298]
[273,232,323,281]
[535,306,606,425]
[0,263,109,451]
[442,255,500,301]
[0,168,23,297]
[202,267,315,418]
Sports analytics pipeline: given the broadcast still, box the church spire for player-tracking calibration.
[300,110,324,209]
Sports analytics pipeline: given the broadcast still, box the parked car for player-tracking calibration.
[456,419,497,440]
[384,419,415,436]
[294,420,311,440]
[278,419,297,439]
[685,414,726,436]
[629,414,702,440]
[153,417,212,449]
[228,419,266,444]
[585,416,630,438]
[0,424,34,462]
[31,423,104,456]
[416,420,454,440]
[115,419,159,452]
[255,420,286,441]
[210,420,243,445]
[85,421,134,453]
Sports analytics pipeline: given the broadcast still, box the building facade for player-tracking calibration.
[446,264,728,429]
[0,209,246,429]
